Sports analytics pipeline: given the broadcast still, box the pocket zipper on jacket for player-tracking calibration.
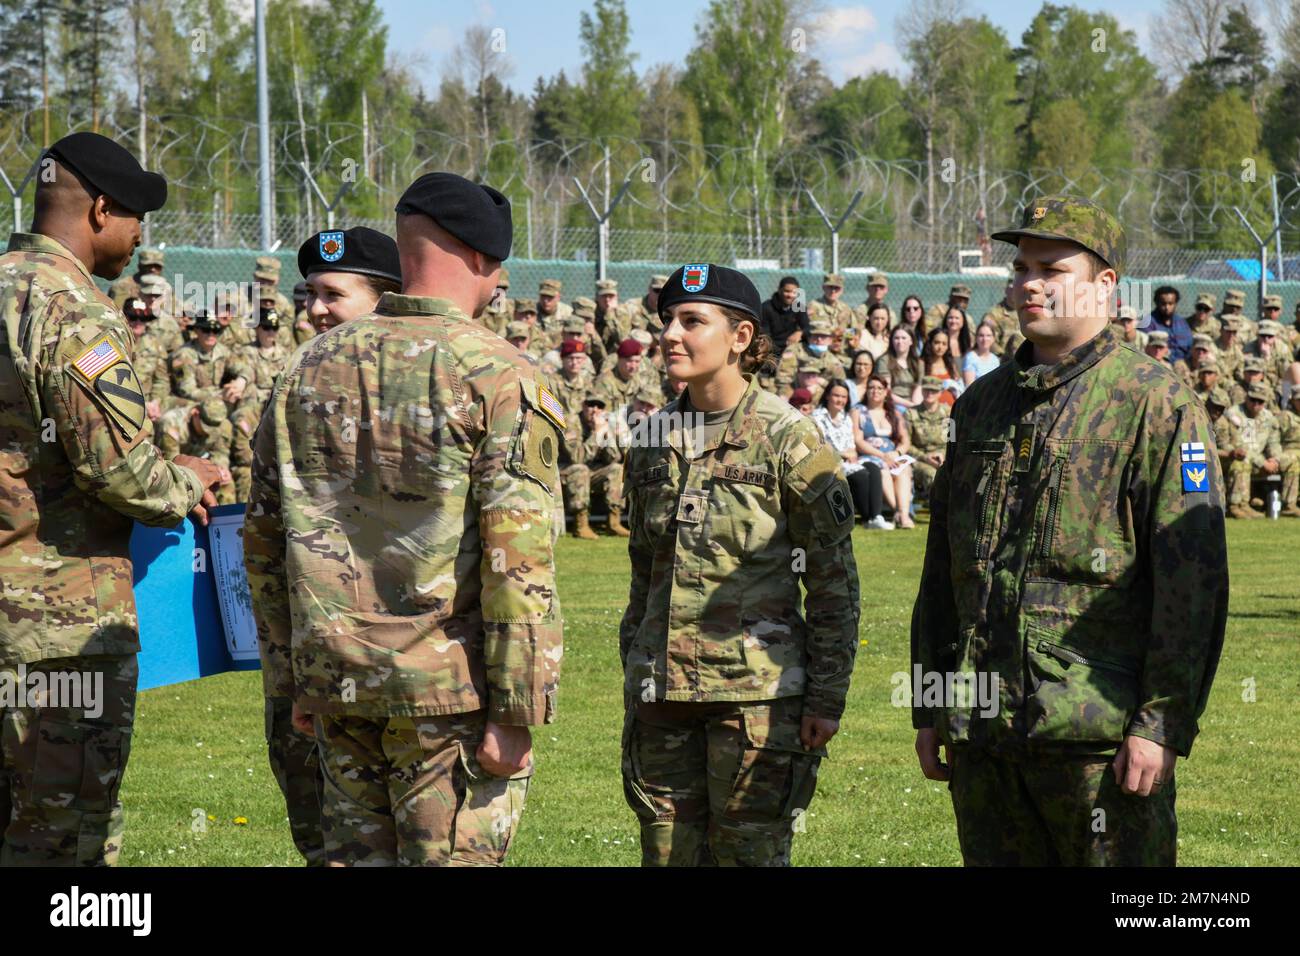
[1038,456,1065,558]
[976,460,997,559]
[1036,640,1136,675]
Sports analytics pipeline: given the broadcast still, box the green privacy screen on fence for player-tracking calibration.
[97,246,1300,323]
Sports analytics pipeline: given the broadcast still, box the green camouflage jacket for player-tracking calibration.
[244,293,564,724]
[620,375,861,719]
[911,322,1228,756]
[0,233,203,665]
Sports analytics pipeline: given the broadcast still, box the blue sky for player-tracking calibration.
[377,0,1169,94]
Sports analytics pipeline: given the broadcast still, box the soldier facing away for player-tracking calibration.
[244,172,563,866]
[0,132,221,866]
[911,196,1228,866]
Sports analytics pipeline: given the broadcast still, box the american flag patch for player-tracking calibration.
[70,336,125,382]
[1180,441,1206,463]
[536,384,566,429]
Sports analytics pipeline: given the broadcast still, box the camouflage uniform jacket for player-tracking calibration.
[910,323,1228,756]
[1224,405,1281,468]
[593,366,640,414]
[238,341,290,408]
[906,403,951,456]
[130,332,172,405]
[1278,407,1300,452]
[619,374,861,719]
[1211,413,1242,466]
[143,312,184,357]
[0,233,203,665]
[170,339,252,404]
[244,293,564,724]
[158,409,233,469]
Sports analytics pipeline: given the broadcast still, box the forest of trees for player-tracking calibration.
[3,0,1300,251]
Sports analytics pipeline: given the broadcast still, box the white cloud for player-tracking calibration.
[817,4,879,47]
[812,5,902,79]
[839,41,906,78]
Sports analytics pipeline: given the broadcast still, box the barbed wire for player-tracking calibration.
[3,107,1298,271]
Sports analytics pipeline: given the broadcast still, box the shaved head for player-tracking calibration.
[395,212,501,317]
[31,159,142,279]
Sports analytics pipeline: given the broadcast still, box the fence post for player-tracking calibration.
[803,187,863,276]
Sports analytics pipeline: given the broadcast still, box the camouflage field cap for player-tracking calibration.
[1262,294,1282,309]
[596,279,618,294]
[1117,305,1137,320]
[572,296,596,321]
[808,318,834,335]
[583,392,606,408]
[137,272,168,294]
[1191,333,1215,349]
[991,195,1126,276]
[505,320,531,339]
[514,300,538,315]
[1146,330,1170,346]
[1224,288,1246,306]
[822,273,845,288]
[138,248,164,268]
[649,274,669,290]
[630,328,654,347]
[1246,382,1272,401]
[1206,386,1231,408]
[561,315,587,333]
[1194,292,1216,309]
[920,375,945,391]
[1221,315,1244,332]
[1243,356,1265,372]
[539,278,562,295]
[949,284,972,299]
[198,399,228,428]
[1257,320,1282,337]
[796,358,825,375]
[635,384,662,405]
[867,272,888,287]
[1196,357,1218,372]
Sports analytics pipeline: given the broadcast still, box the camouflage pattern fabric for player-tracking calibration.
[1277,405,1300,509]
[157,404,235,504]
[558,463,591,513]
[1223,403,1292,509]
[315,710,530,866]
[169,339,252,406]
[621,696,821,867]
[912,323,1228,757]
[990,194,1127,274]
[906,402,950,491]
[243,292,563,723]
[981,301,1020,354]
[620,374,860,717]
[0,654,138,866]
[0,232,203,667]
[947,746,1177,866]
[264,696,324,866]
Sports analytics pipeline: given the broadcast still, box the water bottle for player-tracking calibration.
[1269,489,1281,520]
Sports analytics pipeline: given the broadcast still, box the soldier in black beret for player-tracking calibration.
[298,226,402,335]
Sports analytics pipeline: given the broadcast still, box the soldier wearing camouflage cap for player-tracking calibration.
[0,131,222,865]
[856,271,892,326]
[1275,387,1300,516]
[775,316,845,396]
[1245,319,1292,392]
[620,263,860,866]
[108,245,167,310]
[808,272,856,353]
[134,270,185,356]
[170,305,253,413]
[914,195,1227,866]
[536,277,572,335]
[480,266,515,337]
[620,274,668,339]
[907,376,951,494]
[1187,291,1221,340]
[925,283,973,330]
[246,254,294,341]
[1222,381,1293,517]
[245,171,564,866]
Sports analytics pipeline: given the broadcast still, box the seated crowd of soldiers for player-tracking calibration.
[110,253,1300,526]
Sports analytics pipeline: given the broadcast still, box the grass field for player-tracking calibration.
[119,518,1299,866]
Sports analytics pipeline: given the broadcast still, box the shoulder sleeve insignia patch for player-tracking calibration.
[536,383,566,430]
[69,335,126,385]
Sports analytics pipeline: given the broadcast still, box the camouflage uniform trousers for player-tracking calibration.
[621,696,821,867]
[559,463,590,513]
[911,456,939,495]
[1225,458,1297,507]
[590,461,622,511]
[0,654,137,866]
[314,709,530,866]
[947,745,1176,866]
[264,697,325,866]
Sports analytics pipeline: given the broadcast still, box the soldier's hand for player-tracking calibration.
[1112,734,1176,797]
[222,377,247,402]
[1264,458,1280,474]
[800,715,839,750]
[1232,448,1247,460]
[478,721,533,777]
[146,400,162,421]
[291,702,316,738]
[915,727,951,781]
[174,455,223,526]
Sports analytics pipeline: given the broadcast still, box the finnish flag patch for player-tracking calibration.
[1180,441,1206,463]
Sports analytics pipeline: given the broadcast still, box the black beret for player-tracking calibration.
[395,172,512,261]
[192,311,222,333]
[298,226,401,283]
[658,264,762,321]
[44,131,167,214]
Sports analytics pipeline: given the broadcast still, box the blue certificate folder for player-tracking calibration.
[130,503,261,691]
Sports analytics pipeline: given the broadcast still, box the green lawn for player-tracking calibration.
[119,518,1299,866]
